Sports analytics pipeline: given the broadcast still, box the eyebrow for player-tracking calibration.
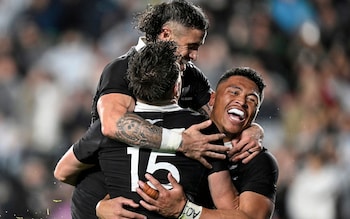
[229,85,260,99]
[228,85,241,90]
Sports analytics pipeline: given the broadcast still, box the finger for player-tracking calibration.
[228,139,240,154]
[136,186,156,204]
[244,145,262,155]
[139,199,159,212]
[230,150,258,163]
[206,143,230,154]
[202,133,226,142]
[229,138,257,158]
[167,172,180,187]
[198,157,213,169]
[103,194,111,200]
[145,173,167,193]
[122,207,147,219]
[240,142,261,153]
[232,137,249,152]
[241,151,257,164]
[120,198,140,208]
[189,120,212,131]
[138,180,159,201]
[142,181,159,199]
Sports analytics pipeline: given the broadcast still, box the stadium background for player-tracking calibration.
[0,0,349,218]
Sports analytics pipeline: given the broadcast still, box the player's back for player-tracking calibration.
[99,108,215,218]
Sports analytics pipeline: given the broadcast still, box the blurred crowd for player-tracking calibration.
[0,0,349,218]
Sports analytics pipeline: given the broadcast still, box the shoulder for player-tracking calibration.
[175,108,207,120]
[182,62,212,92]
[250,149,279,172]
[73,120,104,163]
[242,149,279,189]
[103,48,135,74]
[235,148,279,201]
[162,109,208,129]
[184,62,206,79]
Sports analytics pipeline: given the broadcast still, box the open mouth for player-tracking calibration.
[228,108,245,121]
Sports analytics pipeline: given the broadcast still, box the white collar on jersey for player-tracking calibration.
[134,37,147,52]
[134,102,183,112]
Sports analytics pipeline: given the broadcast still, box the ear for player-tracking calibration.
[252,107,260,122]
[209,91,216,107]
[173,75,182,100]
[159,26,172,40]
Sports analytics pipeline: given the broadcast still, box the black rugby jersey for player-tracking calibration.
[74,108,226,218]
[91,47,212,123]
[74,42,212,218]
[228,148,279,203]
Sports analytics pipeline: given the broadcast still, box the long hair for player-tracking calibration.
[134,0,209,42]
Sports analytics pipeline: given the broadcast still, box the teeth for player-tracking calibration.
[228,108,244,118]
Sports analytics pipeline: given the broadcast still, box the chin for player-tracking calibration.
[224,126,242,135]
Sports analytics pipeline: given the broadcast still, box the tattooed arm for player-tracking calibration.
[116,112,227,168]
[115,112,162,149]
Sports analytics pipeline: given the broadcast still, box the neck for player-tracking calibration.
[211,119,242,142]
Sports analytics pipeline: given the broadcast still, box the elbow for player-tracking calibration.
[101,123,116,139]
[54,165,67,182]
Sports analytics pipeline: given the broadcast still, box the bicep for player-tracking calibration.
[239,191,274,219]
[98,93,162,148]
[54,146,93,183]
[98,93,135,119]
[97,93,135,137]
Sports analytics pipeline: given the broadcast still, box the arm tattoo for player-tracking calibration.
[115,112,162,149]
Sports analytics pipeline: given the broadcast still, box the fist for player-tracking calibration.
[142,183,159,199]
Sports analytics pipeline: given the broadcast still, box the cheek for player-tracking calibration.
[213,100,226,117]
[246,110,257,125]
[177,48,188,57]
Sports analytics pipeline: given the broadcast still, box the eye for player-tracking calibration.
[246,96,258,106]
[230,90,239,96]
[187,44,200,51]
[228,87,240,96]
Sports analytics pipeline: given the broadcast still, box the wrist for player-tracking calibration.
[160,128,183,152]
[178,200,202,219]
[251,122,264,139]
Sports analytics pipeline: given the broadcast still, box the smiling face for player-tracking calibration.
[209,75,261,139]
[158,22,206,71]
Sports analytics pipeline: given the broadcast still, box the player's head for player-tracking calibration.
[135,0,209,70]
[209,67,266,139]
[127,41,182,104]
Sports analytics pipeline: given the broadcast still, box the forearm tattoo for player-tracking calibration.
[115,112,162,149]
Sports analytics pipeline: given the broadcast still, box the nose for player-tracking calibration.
[235,96,248,109]
[189,50,198,61]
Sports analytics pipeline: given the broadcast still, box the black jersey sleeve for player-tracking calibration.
[232,149,279,202]
[98,56,132,97]
[179,62,213,111]
[91,48,136,122]
[73,120,104,164]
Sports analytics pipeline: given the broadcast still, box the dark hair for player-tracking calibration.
[217,67,266,102]
[135,0,209,42]
[127,41,180,103]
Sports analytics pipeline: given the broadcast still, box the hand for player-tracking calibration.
[177,120,228,168]
[137,173,187,218]
[96,194,146,219]
[227,123,264,163]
